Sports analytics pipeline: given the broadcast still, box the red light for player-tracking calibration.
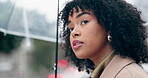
[48,73,64,78]
[48,74,55,78]
[58,59,68,68]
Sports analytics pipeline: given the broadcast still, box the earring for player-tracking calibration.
[108,35,112,42]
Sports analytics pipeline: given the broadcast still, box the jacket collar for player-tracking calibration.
[90,52,115,78]
[100,55,134,78]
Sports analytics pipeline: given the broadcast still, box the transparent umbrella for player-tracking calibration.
[0,0,60,78]
[0,0,58,42]
[0,0,74,78]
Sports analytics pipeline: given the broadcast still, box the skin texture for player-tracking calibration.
[68,9,113,66]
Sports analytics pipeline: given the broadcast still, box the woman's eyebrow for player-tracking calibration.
[76,12,91,18]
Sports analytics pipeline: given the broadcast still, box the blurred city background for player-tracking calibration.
[0,0,147,78]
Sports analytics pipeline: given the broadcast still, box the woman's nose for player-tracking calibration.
[71,28,81,38]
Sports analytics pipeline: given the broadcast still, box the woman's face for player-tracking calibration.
[68,9,110,59]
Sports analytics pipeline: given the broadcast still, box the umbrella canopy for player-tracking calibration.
[0,0,70,78]
[0,1,59,78]
[0,0,59,42]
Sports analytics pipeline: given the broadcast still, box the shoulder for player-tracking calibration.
[116,63,148,78]
[100,55,148,78]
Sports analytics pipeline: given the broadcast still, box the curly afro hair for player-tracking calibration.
[59,0,148,73]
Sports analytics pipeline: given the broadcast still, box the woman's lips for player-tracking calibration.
[72,40,84,49]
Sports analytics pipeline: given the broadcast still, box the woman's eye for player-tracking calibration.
[81,20,89,25]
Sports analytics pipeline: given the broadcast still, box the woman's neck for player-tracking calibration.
[89,44,114,66]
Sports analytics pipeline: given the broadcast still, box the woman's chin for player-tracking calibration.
[76,55,88,59]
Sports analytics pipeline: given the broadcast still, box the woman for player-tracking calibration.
[59,0,148,78]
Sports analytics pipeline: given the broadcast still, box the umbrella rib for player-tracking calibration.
[4,0,17,35]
